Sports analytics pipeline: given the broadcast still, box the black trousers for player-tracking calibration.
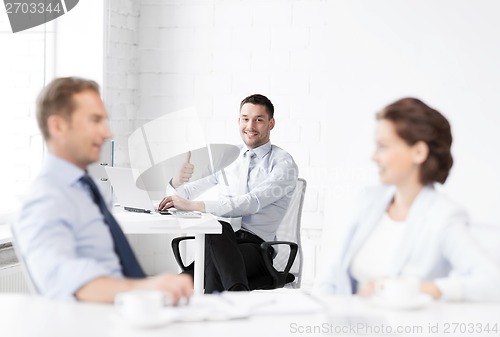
[186,221,272,293]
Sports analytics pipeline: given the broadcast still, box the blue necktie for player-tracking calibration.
[80,174,145,278]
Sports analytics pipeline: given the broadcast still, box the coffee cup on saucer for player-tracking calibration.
[114,290,171,327]
[375,277,421,302]
[370,277,433,309]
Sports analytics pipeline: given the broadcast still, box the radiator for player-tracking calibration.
[0,263,30,294]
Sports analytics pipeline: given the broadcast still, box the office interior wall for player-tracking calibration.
[0,14,52,214]
[105,0,140,168]
[105,0,181,275]
[105,0,500,285]
[0,0,106,215]
[54,1,104,84]
[319,0,500,259]
[134,0,330,284]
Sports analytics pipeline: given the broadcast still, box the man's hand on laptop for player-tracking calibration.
[159,195,206,213]
[172,151,194,188]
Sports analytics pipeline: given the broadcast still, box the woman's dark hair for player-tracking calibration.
[377,97,453,184]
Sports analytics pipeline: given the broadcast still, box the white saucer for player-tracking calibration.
[114,310,178,329]
[369,293,433,310]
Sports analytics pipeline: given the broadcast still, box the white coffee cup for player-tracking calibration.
[114,290,166,323]
[375,277,421,301]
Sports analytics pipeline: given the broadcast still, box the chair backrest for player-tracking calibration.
[273,178,306,288]
[10,226,39,294]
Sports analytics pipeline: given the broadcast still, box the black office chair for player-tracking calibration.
[171,178,307,290]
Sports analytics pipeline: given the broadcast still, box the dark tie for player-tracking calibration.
[80,174,145,278]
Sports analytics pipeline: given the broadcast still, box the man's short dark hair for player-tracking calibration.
[240,94,274,119]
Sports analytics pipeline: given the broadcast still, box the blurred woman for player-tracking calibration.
[315,98,500,301]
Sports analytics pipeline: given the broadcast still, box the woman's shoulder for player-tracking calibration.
[411,186,469,228]
[429,188,468,217]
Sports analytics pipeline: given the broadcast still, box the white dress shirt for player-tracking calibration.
[169,141,298,242]
[350,213,407,286]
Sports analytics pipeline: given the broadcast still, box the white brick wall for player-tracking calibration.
[105,0,140,167]
[1,0,331,287]
[133,0,331,287]
[105,0,183,276]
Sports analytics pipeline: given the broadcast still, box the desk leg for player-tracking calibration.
[194,233,205,295]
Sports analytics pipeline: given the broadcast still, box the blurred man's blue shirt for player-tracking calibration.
[14,153,122,299]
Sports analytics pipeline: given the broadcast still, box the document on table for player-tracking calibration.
[225,290,325,316]
[171,290,324,322]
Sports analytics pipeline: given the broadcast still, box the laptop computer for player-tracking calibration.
[104,166,158,213]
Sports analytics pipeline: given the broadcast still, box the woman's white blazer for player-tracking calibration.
[315,185,500,301]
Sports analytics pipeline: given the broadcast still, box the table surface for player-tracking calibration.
[1,290,499,337]
[114,209,222,235]
[1,208,223,244]
[114,208,222,295]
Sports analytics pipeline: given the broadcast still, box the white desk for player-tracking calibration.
[1,291,500,337]
[114,210,221,295]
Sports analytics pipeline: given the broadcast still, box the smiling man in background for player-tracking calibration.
[159,94,298,293]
